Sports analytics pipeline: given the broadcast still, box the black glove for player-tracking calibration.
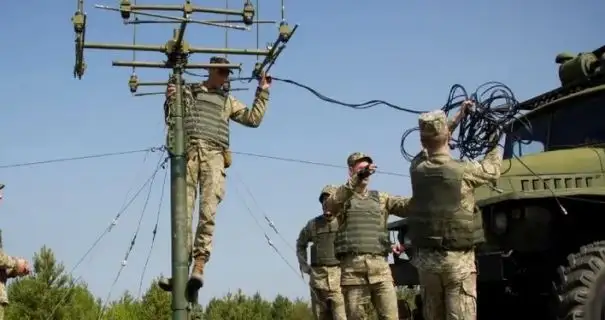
[357,167,373,179]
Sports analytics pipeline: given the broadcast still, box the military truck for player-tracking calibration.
[389,45,605,320]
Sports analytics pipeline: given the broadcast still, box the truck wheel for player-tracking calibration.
[558,240,605,320]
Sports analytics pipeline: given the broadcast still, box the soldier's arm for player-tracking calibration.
[163,97,171,125]
[295,220,312,267]
[463,142,503,188]
[447,108,466,132]
[229,88,270,128]
[324,176,360,216]
[379,192,412,218]
[0,250,16,269]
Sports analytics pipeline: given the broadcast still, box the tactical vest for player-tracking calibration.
[407,160,485,250]
[184,86,230,149]
[334,191,391,256]
[309,216,340,266]
[0,229,7,304]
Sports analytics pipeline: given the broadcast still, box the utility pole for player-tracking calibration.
[71,1,296,319]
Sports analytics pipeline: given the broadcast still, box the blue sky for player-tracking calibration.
[0,0,602,307]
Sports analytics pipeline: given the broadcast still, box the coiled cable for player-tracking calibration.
[273,77,528,161]
[182,71,528,161]
[400,82,528,161]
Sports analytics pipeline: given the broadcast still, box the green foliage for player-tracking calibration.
[6,245,100,320]
[203,290,313,320]
[4,246,317,320]
[4,245,417,319]
[103,291,141,320]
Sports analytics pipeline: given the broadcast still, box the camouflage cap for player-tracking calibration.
[346,152,373,167]
[209,56,233,74]
[418,110,449,137]
[319,184,337,203]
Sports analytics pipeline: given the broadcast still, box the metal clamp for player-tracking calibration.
[250,22,298,81]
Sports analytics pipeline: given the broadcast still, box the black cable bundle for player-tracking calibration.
[270,77,426,113]
[400,81,524,161]
[270,78,524,161]
[182,71,525,162]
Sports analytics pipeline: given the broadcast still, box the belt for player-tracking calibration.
[310,263,340,267]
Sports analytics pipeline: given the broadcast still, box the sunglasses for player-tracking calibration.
[215,68,230,76]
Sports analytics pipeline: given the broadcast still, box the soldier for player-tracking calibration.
[406,102,502,320]
[0,184,31,320]
[159,56,272,291]
[296,185,346,320]
[324,152,411,320]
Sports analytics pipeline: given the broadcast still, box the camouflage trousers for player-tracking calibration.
[0,304,5,320]
[343,283,399,320]
[185,144,226,265]
[340,254,399,320]
[418,269,477,320]
[310,287,346,320]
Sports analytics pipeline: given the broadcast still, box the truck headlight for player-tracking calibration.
[493,212,508,234]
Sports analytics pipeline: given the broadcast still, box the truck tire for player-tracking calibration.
[558,240,605,320]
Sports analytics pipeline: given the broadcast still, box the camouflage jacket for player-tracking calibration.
[296,218,341,291]
[163,84,270,129]
[409,145,502,273]
[324,180,411,225]
[0,250,17,304]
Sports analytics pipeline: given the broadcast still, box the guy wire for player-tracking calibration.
[44,151,168,320]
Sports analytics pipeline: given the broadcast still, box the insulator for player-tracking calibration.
[119,0,131,20]
[72,11,85,33]
[128,74,139,93]
[242,1,255,25]
[278,22,291,42]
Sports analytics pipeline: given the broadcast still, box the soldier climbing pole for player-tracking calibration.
[71,0,297,319]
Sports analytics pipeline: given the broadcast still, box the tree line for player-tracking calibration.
[4,246,416,319]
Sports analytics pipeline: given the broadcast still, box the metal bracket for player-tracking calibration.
[250,21,298,81]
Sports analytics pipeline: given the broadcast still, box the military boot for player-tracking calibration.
[188,259,205,290]
[158,277,173,292]
[158,255,192,292]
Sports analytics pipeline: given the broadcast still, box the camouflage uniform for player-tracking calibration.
[0,185,26,319]
[296,185,346,320]
[408,110,502,320]
[0,250,17,320]
[325,153,411,320]
[161,57,270,289]
[0,209,18,320]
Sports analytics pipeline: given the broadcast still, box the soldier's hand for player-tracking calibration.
[392,243,405,255]
[166,84,176,98]
[258,72,271,90]
[357,163,377,179]
[461,100,474,113]
[367,163,377,173]
[15,258,30,276]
